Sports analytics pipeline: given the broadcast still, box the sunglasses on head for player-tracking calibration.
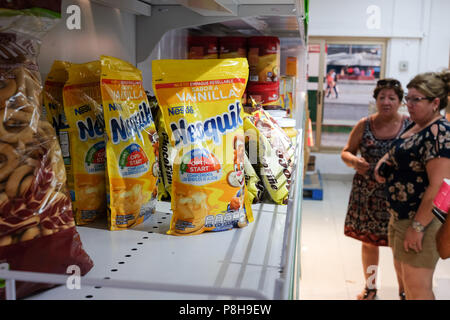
[377,79,401,87]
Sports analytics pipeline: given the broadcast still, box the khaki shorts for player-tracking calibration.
[388,216,441,269]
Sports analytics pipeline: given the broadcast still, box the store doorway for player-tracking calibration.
[307,38,386,152]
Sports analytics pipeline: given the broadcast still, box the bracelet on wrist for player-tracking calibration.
[411,220,425,233]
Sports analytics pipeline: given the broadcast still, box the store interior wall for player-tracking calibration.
[38,0,136,81]
[308,0,449,174]
[311,152,354,178]
[138,28,189,93]
[309,0,450,88]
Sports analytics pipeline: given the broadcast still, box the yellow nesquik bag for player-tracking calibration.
[99,56,158,230]
[63,61,106,225]
[152,58,253,236]
[44,61,71,134]
[43,60,72,165]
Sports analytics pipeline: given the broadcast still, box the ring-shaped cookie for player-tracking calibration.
[0,142,19,181]
[19,174,34,196]
[0,79,17,107]
[20,226,40,242]
[0,108,34,143]
[12,67,26,93]
[5,164,34,198]
[37,120,56,140]
[24,71,42,105]
[0,192,7,207]
[6,93,34,114]
[12,67,41,105]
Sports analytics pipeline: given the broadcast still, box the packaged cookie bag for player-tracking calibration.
[153,58,253,236]
[155,107,175,201]
[244,107,294,204]
[0,1,93,299]
[147,95,169,201]
[63,61,106,225]
[243,152,264,204]
[99,56,158,231]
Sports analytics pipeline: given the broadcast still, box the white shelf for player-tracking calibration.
[24,202,287,300]
[0,0,308,300]
[1,126,304,300]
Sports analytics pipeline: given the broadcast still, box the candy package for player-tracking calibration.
[155,107,175,201]
[146,95,168,201]
[243,152,264,204]
[244,107,294,204]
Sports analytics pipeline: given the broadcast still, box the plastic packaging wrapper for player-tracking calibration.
[0,1,93,299]
[152,58,253,236]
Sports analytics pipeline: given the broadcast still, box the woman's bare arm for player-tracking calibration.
[341,118,370,175]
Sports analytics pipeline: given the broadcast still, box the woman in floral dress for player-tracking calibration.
[375,70,450,300]
[342,79,410,300]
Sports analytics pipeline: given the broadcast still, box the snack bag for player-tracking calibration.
[152,58,253,236]
[146,94,168,201]
[244,152,264,204]
[99,55,158,230]
[63,61,106,225]
[244,107,294,204]
[0,2,93,299]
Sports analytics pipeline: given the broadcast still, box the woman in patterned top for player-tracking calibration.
[342,78,410,300]
[375,70,450,300]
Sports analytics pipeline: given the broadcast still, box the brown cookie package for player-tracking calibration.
[0,2,93,299]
